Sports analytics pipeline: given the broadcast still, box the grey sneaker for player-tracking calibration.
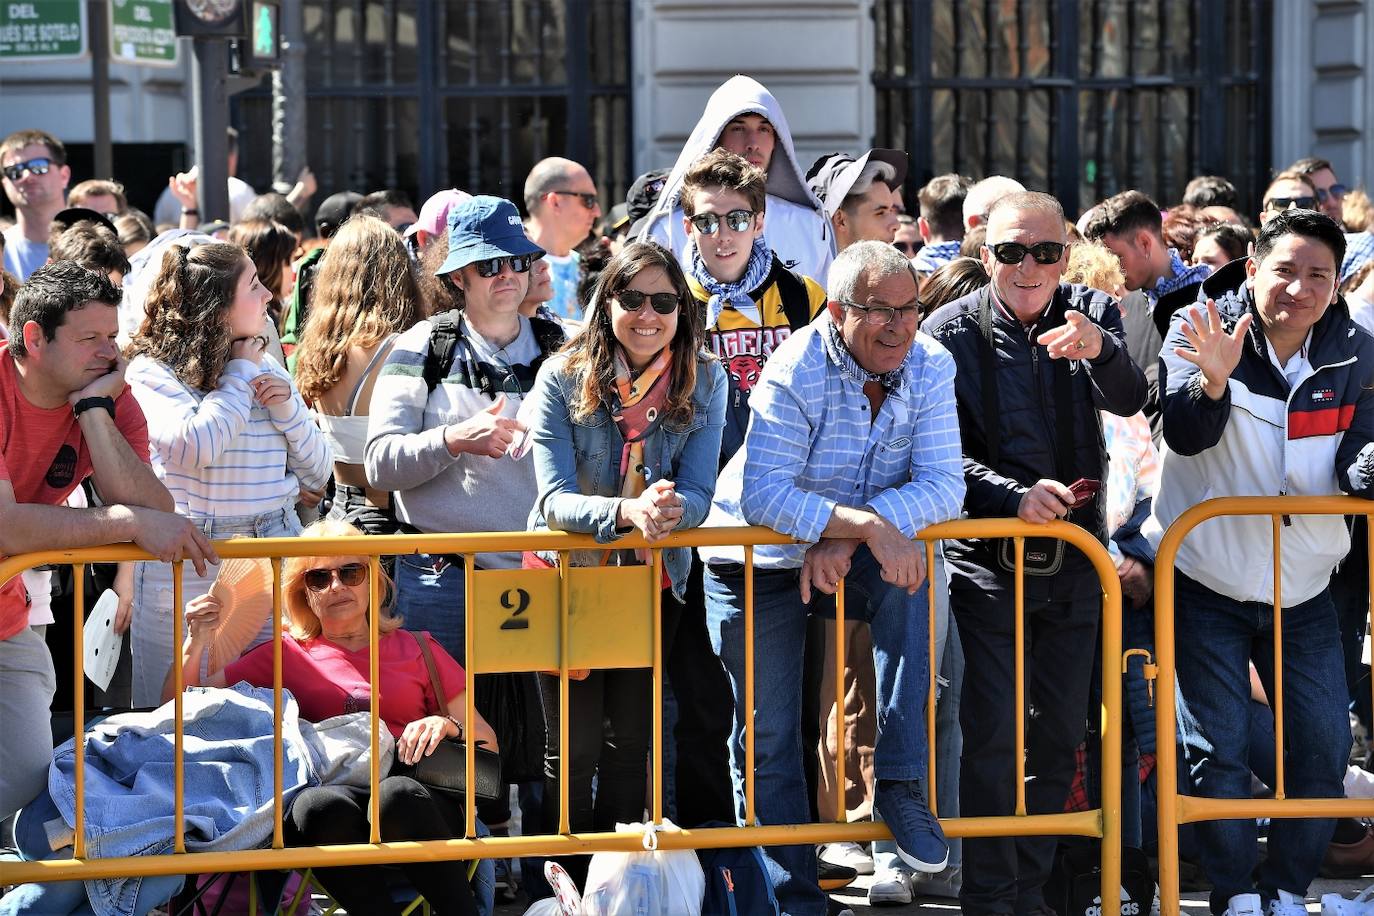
[868,868,915,906]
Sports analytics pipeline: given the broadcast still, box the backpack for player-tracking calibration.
[696,841,780,916]
[1044,844,1156,916]
[421,309,566,395]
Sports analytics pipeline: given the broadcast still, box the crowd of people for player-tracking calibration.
[3,70,1374,916]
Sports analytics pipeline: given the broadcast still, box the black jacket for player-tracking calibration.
[922,283,1148,599]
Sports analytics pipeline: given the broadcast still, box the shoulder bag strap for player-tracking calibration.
[412,629,447,717]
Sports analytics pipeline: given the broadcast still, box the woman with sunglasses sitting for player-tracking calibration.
[521,241,727,887]
[168,518,498,916]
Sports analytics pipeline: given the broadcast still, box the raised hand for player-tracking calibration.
[1036,309,1104,360]
[1176,298,1253,400]
[69,353,129,406]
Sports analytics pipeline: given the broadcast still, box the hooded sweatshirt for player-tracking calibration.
[638,75,835,285]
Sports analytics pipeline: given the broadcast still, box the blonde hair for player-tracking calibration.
[1343,188,1372,233]
[281,518,403,640]
[1065,241,1126,298]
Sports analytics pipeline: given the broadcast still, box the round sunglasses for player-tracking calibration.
[304,563,368,592]
[688,209,755,236]
[986,240,1066,265]
[614,290,681,315]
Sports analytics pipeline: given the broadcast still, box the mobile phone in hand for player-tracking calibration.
[1066,477,1101,509]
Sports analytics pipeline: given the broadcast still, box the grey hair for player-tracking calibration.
[841,161,897,212]
[986,191,1066,234]
[523,157,578,215]
[963,175,1026,227]
[827,240,918,303]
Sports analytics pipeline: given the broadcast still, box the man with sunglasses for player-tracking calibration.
[367,196,565,665]
[1289,156,1349,228]
[922,191,1146,916]
[2,129,71,282]
[1258,170,1321,227]
[700,240,965,914]
[523,157,602,320]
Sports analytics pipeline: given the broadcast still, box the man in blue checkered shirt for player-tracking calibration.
[698,240,966,915]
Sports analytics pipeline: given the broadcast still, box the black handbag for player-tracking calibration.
[403,630,503,803]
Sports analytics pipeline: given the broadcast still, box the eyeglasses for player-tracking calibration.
[688,209,755,235]
[474,254,534,278]
[551,190,599,209]
[614,290,681,315]
[893,241,918,256]
[986,241,1066,266]
[2,157,52,182]
[838,300,923,326]
[1263,196,1318,212]
[1316,184,1348,204]
[303,563,368,592]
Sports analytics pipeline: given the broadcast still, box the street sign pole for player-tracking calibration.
[191,37,230,221]
[89,0,112,177]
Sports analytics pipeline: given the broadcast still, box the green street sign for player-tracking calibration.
[0,0,87,61]
[110,0,177,67]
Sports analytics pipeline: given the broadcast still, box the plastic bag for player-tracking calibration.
[580,820,704,916]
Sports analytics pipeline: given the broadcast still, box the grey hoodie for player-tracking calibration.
[638,75,835,285]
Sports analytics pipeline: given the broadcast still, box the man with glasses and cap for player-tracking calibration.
[922,191,1146,916]
[365,195,566,661]
[523,157,603,320]
[2,129,71,281]
[806,149,907,255]
[699,239,965,915]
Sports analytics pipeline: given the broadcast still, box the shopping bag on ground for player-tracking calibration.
[580,820,704,916]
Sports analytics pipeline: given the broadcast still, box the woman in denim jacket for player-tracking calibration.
[523,241,727,886]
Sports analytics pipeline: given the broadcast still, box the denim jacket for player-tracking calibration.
[525,351,728,599]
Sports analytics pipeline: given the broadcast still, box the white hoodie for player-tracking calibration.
[637,75,835,286]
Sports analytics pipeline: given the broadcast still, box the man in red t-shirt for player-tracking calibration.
[0,260,216,820]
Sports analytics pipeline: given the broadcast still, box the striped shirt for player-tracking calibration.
[700,317,966,569]
[127,354,332,518]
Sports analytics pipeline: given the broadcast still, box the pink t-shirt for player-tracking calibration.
[223,628,466,737]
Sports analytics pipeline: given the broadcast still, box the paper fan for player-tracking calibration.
[206,557,277,675]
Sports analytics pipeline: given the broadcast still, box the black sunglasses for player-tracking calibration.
[1264,196,1318,212]
[2,157,52,182]
[688,209,755,235]
[474,254,534,278]
[893,241,919,256]
[304,563,368,592]
[552,190,599,209]
[614,290,681,315]
[986,240,1066,265]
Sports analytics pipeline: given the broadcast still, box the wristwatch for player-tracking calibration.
[73,396,116,419]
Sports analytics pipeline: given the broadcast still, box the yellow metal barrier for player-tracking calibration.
[0,519,1122,909]
[1154,496,1374,916]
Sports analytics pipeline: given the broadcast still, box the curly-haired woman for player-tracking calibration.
[294,214,424,534]
[125,241,332,706]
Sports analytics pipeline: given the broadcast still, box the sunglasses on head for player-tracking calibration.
[1316,184,1348,203]
[474,254,534,278]
[986,240,1066,265]
[893,241,918,256]
[1264,196,1318,212]
[2,157,52,182]
[551,190,599,209]
[614,290,681,315]
[688,209,754,235]
[304,562,368,592]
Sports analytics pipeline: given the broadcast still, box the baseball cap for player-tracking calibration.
[806,149,908,219]
[406,188,473,241]
[314,191,363,238]
[51,207,119,237]
[436,195,544,276]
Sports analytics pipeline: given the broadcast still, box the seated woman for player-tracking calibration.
[522,241,727,883]
[167,518,498,916]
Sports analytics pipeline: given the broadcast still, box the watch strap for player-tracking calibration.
[73,396,116,419]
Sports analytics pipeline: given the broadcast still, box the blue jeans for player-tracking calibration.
[705,546,931,916]
[394,554,468,663]
[1174,573,1348,913]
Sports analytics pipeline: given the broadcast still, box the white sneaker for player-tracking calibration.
[1322,883,1374,916]
[1227,893,1265,916]
[819,840,874,875]
[1268,890,1308,916]
[868,868,914,906]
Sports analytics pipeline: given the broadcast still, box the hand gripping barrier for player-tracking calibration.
[1153,496,1374,916]
[0,519,1123,910]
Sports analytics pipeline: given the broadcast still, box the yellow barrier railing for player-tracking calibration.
[1154,496,1374,916]
[0,519,1122,909]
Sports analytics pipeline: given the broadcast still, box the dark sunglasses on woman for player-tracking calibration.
[304,563,368,591]
[986,240,1066,265]
[614,290,681,315]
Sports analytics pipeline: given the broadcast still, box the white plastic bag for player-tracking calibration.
[580,820,704,916]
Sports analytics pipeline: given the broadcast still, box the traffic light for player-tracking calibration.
[174,0,247,38]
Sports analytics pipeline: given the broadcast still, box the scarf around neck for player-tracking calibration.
[821,317,909,391]
[689,236,775,328]
[611,346,674,501]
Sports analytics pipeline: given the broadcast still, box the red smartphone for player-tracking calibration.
[1066,477,1102,509]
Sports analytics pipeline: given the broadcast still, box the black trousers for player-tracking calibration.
[954,586,1100,916]
[284,774,478,916]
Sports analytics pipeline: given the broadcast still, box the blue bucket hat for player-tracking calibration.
[436,195,545,276]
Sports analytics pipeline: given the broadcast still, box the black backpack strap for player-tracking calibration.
[526,316,568,379]
[975,289,1001,469]
[771,262,815,329]
[423,310,463,394]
